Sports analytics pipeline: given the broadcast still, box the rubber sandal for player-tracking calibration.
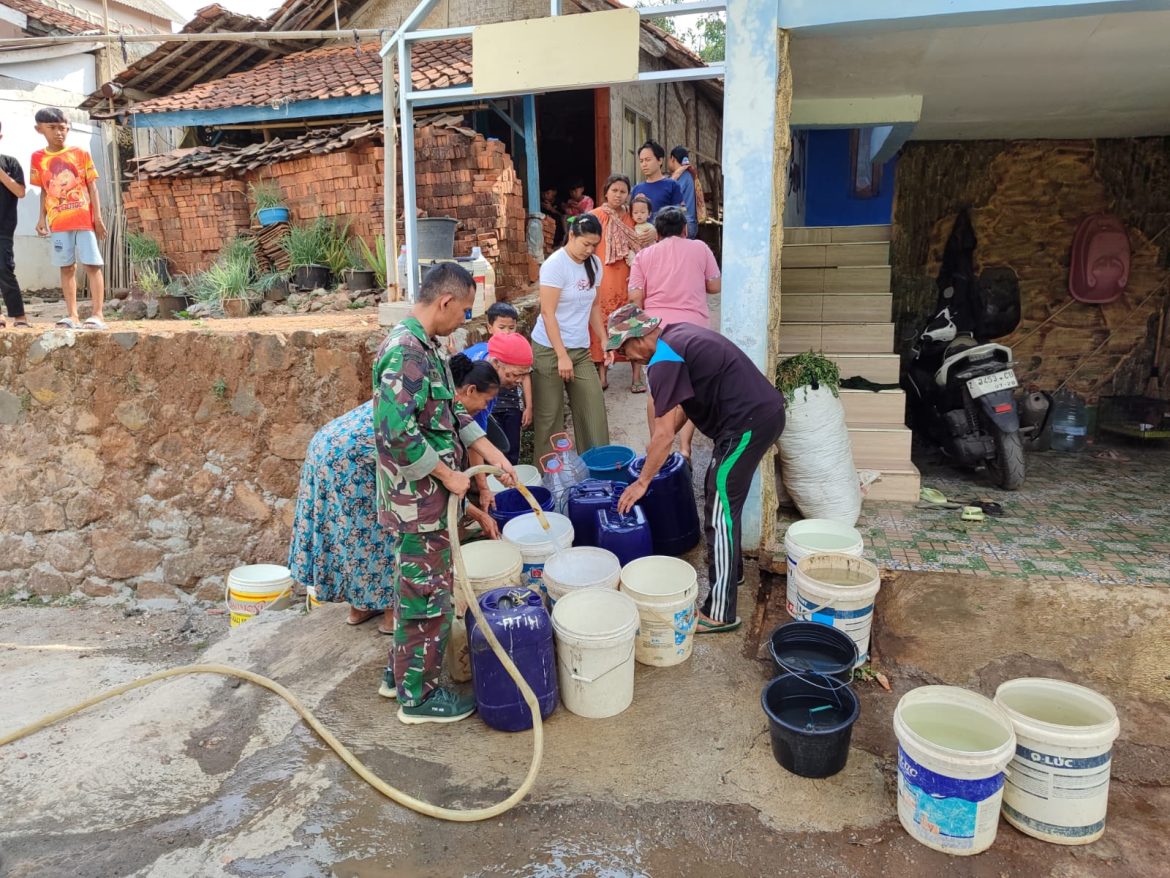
[961,505,986,522]
[968,499,1004,516]
[346,609,379,626]
[377,624,394,636]
[83,317,108,331]
[14,320,30,327]
[56,317,80,329]
[697,616,742,634]
[629,381,647,394]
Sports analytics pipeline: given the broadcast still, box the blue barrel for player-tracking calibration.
[567,480,621,547]
[596,502,654,568]
[490,487,554,531]
[580,444,636,484]
[468,587,558,732]
[627,453,701,556]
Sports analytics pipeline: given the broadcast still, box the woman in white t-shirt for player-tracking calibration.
[531,213,613,456]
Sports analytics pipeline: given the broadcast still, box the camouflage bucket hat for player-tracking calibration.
[606,303,661,351]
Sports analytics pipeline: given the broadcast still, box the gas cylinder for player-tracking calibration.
[567,479,620,547]
[596,500,654,568]
[627,452,701,556]
[467,586,558,732]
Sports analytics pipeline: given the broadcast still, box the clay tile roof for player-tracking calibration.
[3,0,97,34]
[124,40,473,117]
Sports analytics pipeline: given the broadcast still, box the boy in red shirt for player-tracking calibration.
[31,107,107,330]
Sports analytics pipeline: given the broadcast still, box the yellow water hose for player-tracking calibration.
[0,466,552,823]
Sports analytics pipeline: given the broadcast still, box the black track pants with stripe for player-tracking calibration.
[702,408,786,623]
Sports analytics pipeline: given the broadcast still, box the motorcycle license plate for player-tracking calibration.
[967,370,1018,399]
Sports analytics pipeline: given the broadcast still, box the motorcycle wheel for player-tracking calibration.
[987,428,1026,490]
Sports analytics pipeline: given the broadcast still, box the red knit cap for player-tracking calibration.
[487,332,533,367]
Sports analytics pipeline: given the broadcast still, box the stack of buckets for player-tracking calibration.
[777,519,1123,855]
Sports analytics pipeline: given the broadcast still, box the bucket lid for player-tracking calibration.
[551,588,639,639]
[228,564,292,586]
[502,512,573,545]
[460,540,523,578]
[619,556,698,598]
[545,547,621,588]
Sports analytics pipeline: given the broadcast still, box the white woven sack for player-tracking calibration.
[778,384,862,526]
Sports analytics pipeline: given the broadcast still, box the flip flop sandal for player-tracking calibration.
[83,317,108,331]
[629,381,647,394]
[346,609,379,626]
[961,505,986,523]
[968,499,1004,516]
[697,616,742,634]
[56,317,81,329]
[377,625,394,636]
[14,320,30,327]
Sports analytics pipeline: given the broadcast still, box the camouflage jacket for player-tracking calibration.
[373,317,485,532]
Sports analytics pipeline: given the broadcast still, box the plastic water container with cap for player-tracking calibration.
[596,497,654,568]
[567,480,621,547]
[550,432,590,483]
[1050,389,1088,452]
[539,453,577,514]
[627,453,701,556]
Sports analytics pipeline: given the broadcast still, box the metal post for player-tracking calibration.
[382,50,400,300]
[522,94,541,215]
[398,35,419,302]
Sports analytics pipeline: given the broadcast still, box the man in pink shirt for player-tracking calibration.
[628,206,721,459]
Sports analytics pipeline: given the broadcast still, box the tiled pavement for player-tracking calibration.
[783,444,1170,586]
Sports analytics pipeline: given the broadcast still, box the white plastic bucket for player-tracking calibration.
[305,585,321,611]
[994,678,1121,845]
[502,512,574,600]
[487,464,542,495]
[225,564,293,628]
[793,552,881,666]
[784,519,864,617]
[543,547,621,607]
[460,540,524,596]
[551,588,640,718]
[894,686,1017,856]
[619,556,699,667]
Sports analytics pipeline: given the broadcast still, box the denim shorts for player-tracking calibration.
[51,230,104,268]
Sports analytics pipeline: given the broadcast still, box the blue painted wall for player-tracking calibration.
[802,128,897,227]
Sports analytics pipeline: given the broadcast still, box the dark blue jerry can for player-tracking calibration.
[595,501,654,567]
[627,453,701,556]
[567,479,621,547]
[468,587,558,732]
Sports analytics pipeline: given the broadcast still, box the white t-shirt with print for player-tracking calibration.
[532,248,602,350]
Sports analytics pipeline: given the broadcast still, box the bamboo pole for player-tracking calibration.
[0,29,385,49]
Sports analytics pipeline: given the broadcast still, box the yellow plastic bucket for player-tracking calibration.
[306,585,321,611]
[226,564,293,627]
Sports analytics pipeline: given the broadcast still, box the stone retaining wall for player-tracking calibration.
[0,326,383,601]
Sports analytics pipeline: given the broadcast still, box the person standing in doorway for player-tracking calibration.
[609,304,785,635]
[0,123,29,328]
[668,145,706,239]
[30,108,107,330]
[374,262,515,724]
[531,213,612,457]
[631,140,684,218]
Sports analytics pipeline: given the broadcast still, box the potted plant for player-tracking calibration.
[196,237,264,317]
[127,231,170,287]
[283,219,332,290]
[157,274,193,319]
[250,180,290,227]
[356,235,387,292]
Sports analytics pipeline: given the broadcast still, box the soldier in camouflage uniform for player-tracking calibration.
[373,262,516,724]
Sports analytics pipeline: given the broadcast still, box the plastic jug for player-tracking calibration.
[550,432,590,483]
[1050,389,1088,452]
[540,453,577,514]
[596,500,654,568]
[567,480,620,547]
[469,245,496,311]
[468,587,558,732]
[627,452,701,556]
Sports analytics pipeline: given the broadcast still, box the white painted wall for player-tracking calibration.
[0,51,112,293]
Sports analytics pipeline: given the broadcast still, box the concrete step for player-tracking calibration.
[779,322,895,354]
[849,424,913,460]
[857,457,922,503]
[784,224,892,245]
[781,293,891,323]
[781,265,892,295]
[828,353,902,384]
[782,242,890,268]
[840,388,907,426]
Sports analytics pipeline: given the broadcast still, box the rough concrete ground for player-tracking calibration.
[3,301,1168,876]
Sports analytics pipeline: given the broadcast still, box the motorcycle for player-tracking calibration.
[904,308,1027,490]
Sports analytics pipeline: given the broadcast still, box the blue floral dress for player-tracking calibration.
[288,401,396,610]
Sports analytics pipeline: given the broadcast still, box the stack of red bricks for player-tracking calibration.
[124,176,250,275]
[123,122,531,295]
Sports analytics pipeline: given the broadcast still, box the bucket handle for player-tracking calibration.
[774,658,855,690]
[559,641,636,684]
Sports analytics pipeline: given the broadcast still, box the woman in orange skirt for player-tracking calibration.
[589,174,654,390]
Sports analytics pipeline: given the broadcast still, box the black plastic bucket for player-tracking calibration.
[761,673,859,778]
[768,621,858,682]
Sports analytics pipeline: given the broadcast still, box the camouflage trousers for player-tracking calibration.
[390,530,453,706]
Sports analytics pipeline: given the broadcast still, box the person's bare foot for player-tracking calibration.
[346,607,378,626]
